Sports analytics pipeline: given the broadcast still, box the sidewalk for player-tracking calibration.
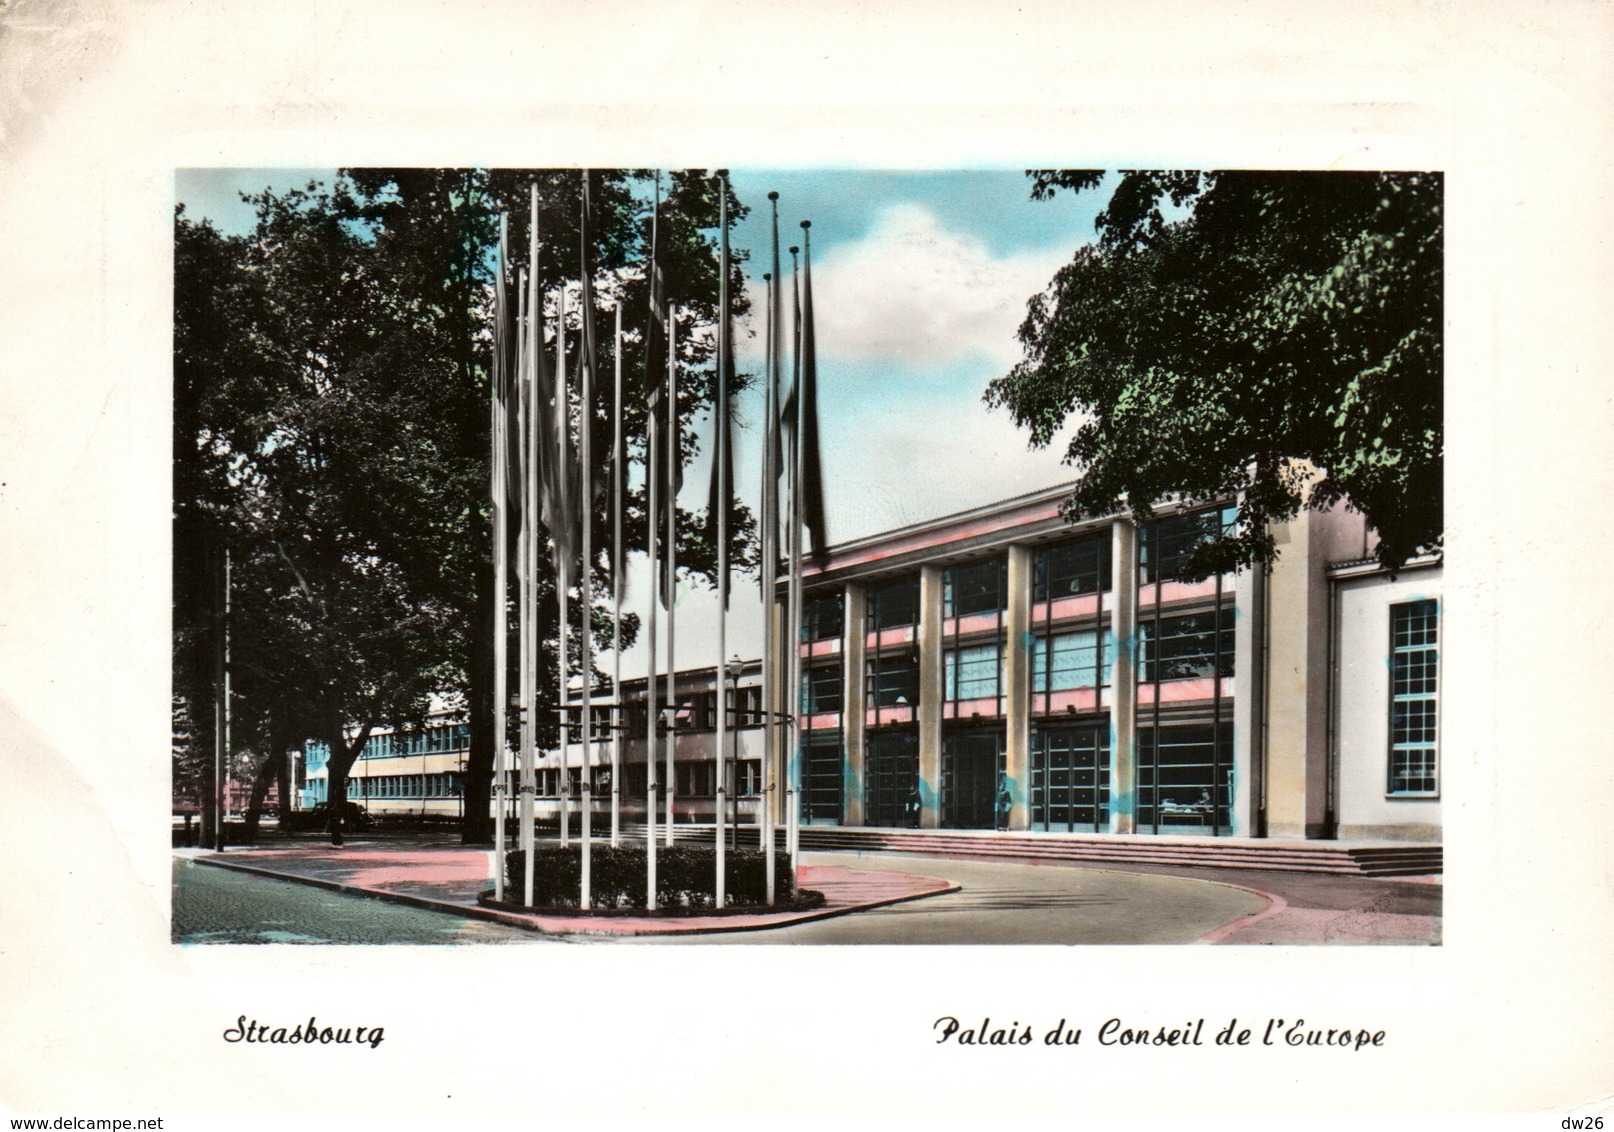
[186,843,959,938]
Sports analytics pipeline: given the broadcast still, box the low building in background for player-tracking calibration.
[303,715,472,821]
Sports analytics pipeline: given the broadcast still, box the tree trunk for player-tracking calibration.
[244,744,286,844]
[323,715,374,846]
[277,741,294,825]
[461,564,496,844]
[187,682,219,848]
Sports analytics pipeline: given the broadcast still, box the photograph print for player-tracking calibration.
[171,167,1442,946]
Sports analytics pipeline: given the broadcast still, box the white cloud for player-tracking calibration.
[810,203,1067,369]
[824,396,1083,543]
[617,398,1083,671]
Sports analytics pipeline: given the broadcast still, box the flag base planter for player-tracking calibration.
[492,845,820,914]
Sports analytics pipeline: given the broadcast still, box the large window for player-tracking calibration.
[944,559,1005,618]
[803,592,844,641]
[1035,536,1111,600]
[1139,608,1235,682]
[1031,724,1110,832]
[864,732,920,827]
[801,663,843,715]
[800,732,844,825]
[869,577,919,629]
[1389,599,1439,795]
[868,649,920,706]
[945,642,1002,701]
[732,684,763,729]
[1032,628,1103,693]
[1140,505,1237,583]
[1137,723,1233,834]
[941,729,1005,829]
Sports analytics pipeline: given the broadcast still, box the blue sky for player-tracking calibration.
[175,167,1108,664]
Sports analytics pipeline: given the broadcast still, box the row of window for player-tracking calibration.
[346,772,462,799]
[802,607,1235,714]
[615,761,763,798]
[484,764,770,800]
[364,723,471,760]
[327,602,1437,804]
[617,685,767,735]
[804,507,1241,640]
[806,598,1439,797]
[791,721,1235,832]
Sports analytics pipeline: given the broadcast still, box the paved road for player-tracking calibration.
[172,857,537,944]
[174,848,1435,945]
[619,852,1270,944]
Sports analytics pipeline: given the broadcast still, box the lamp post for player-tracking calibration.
[724,655,745,852]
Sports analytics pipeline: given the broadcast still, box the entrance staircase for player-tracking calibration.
[618,823,1441,877]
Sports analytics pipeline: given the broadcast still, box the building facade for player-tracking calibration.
[774,484,1441,843]
[305,486,1441,846]
[303,716,472,820]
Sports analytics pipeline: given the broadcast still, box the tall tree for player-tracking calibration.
[174,168,755,846]
[985,170,1442,575]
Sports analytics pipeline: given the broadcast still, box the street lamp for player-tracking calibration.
[724,655,746,852]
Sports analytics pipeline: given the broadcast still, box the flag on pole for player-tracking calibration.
[760,195,783,600]
[548,274,577,572]
[496,214,524,531]
[798,220,829,560]
[782,243,800,460]
[579,170,604,510]
[525,186,571,566]
[705,172,735,609]
[640,175,677,611]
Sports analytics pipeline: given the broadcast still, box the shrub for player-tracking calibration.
[503,844,801,911]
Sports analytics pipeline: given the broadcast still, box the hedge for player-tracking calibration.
[502,844,810,911]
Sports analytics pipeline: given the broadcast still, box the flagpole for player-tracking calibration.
[664,303,679,848]
[644,358,661,909]
[556,281,571,850]
[760,269,776,903]
[491,212,510,902]
[787,241,804,876]
[517,263,536,907]
[714,170,730,908]
[217,544,230,852]
[577,171,594,911]
[762,192,782,903]
[643,175,663,911]
[610,299,624,849]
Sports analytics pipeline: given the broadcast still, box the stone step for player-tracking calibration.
[601,823,1440,876]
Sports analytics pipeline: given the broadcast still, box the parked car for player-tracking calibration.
[281,801,372,833]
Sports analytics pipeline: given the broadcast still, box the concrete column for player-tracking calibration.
[1232,561,1266,838]
[1108,518,1138,834]
[842,581,867,827]
[1262,502,1365,839]
[917,564,945,829]
[1003,544,1033,831]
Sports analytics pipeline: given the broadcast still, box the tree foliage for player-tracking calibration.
[173,168,754,844]
[986,170,1442,575]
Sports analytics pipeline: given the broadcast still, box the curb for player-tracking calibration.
[1194,878,1290,944]
[187,854,960,938]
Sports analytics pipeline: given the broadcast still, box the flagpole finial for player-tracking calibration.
[763,273,771,282]
[800,220,811,229]
[768,191,779,201]
[789,246,798,256]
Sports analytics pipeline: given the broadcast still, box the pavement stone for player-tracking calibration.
[178,840,1440,945]
[187,843,959,937]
